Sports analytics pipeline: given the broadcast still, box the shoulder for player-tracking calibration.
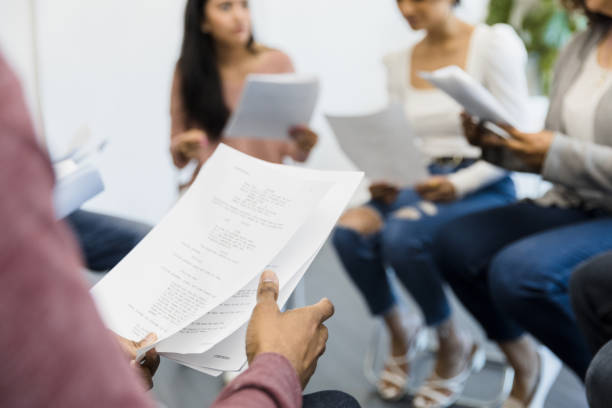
[255,46,295,73]
[382,47,412,71]
[476,23,527,62]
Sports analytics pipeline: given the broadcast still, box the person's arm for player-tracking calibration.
[446,161,506,198]
[0,55,154,408]
[211,353,302,408]
[541,134,612,193]
[170,68,208,169]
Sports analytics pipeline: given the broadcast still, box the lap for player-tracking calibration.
[491,217,612,289]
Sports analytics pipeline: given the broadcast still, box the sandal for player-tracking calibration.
[413,343,486,408]
[377,326,428,401]
[502,346,561,408]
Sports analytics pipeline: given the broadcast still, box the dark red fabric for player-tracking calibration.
[0,54,301,408]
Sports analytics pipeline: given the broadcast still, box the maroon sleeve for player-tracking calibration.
[211,353,302,408]
[0,55,154,408]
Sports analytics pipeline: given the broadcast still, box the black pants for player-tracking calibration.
[570,251,612,408]
[303,391,360,408]
[570,250,612,354]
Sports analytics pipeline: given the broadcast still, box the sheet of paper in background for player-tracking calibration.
[326,103,429,186]
[91,144,331,347]
[224,73,320,140]
[419,66,517,127]
[156,165,364,355]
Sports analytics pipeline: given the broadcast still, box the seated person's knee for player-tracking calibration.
[337,206,383,236]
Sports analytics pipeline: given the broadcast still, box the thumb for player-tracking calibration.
[135,333,158,349]
[257,270,280,305]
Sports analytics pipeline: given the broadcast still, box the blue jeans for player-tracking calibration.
[65,210,151,271]
[432,201,612,378]
[332,162,516,326]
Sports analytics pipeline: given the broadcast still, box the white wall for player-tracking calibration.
[0,1,41,135]
[3,0,489,224]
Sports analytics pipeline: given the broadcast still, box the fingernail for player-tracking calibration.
[261,270,278,284]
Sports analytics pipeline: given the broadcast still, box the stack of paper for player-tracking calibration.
[224,73,320,140]
[419,66,517,127]
[91,144,363,375]
[326,103,429,186]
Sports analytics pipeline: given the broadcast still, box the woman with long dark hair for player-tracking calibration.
[170,0,317,188]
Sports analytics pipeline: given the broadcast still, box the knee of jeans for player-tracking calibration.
[489,245,556,311]
[585,341,612,408]
[332,226,359,253]
[380,216,427,264]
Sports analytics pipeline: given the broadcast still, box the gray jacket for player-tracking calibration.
[537,24,612,211]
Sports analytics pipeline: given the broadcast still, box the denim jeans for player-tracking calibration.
[332,161,516,326]
[303,391,361,408]
[65,210,151,271]
[433,201,612,379]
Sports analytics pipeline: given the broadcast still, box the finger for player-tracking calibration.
[310,298,335,324]
[134,333,158,349]
[318,324,329,350]
[256,270,279,304]
[481,133,509,148]
[497,123,525,140]
[143,348,161,375]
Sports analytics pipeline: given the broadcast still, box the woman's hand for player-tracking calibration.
[460,112,554,173]
[289,125,318,161]
[171,129,207,167]
[369,182,400,205]
[479,124,554,174]
[415,176,457,202]
[114,332,160,389]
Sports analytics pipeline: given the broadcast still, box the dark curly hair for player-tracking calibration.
[562,0,612,26]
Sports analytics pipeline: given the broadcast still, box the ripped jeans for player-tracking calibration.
[332,161,515,326]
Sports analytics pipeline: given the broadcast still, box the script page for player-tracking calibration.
[224,74,320,139]
[91,145,331,344]
[327,103,429,186]
[156,166,363,355]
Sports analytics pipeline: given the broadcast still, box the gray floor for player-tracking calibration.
[149,241,588,408]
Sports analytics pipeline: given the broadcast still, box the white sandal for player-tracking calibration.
[413,343,486,408]
[502,346,561,408]
[377,327,429,401]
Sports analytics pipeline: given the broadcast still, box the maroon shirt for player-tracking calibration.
[0,54,301,408]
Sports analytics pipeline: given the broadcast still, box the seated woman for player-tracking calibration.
[571,251,612,408]
[432,1,612,406]
[170,0,317,189]
[331,0,529,405]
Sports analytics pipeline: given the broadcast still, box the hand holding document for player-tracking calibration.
[419,66,517,132]
[326,103,429,186]
[224,73,320,140]
[91,144,363,375]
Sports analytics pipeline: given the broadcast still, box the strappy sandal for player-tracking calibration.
[377,327,429,401]
[413,343,486,408]
[502,346,561,408]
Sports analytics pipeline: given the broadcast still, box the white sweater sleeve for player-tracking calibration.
[447,160,506,198]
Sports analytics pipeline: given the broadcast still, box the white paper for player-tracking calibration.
[224,73,320,140]
[419,66,517,127]
[326,103,429,186]
[156,165,364,355]
[91,145,332,345]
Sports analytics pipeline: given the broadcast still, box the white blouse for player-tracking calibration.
[563,47,612,142]
[383,24,530,197]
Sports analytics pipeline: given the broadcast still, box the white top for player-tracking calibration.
[383,24,530,197]
[563,47,612,142]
